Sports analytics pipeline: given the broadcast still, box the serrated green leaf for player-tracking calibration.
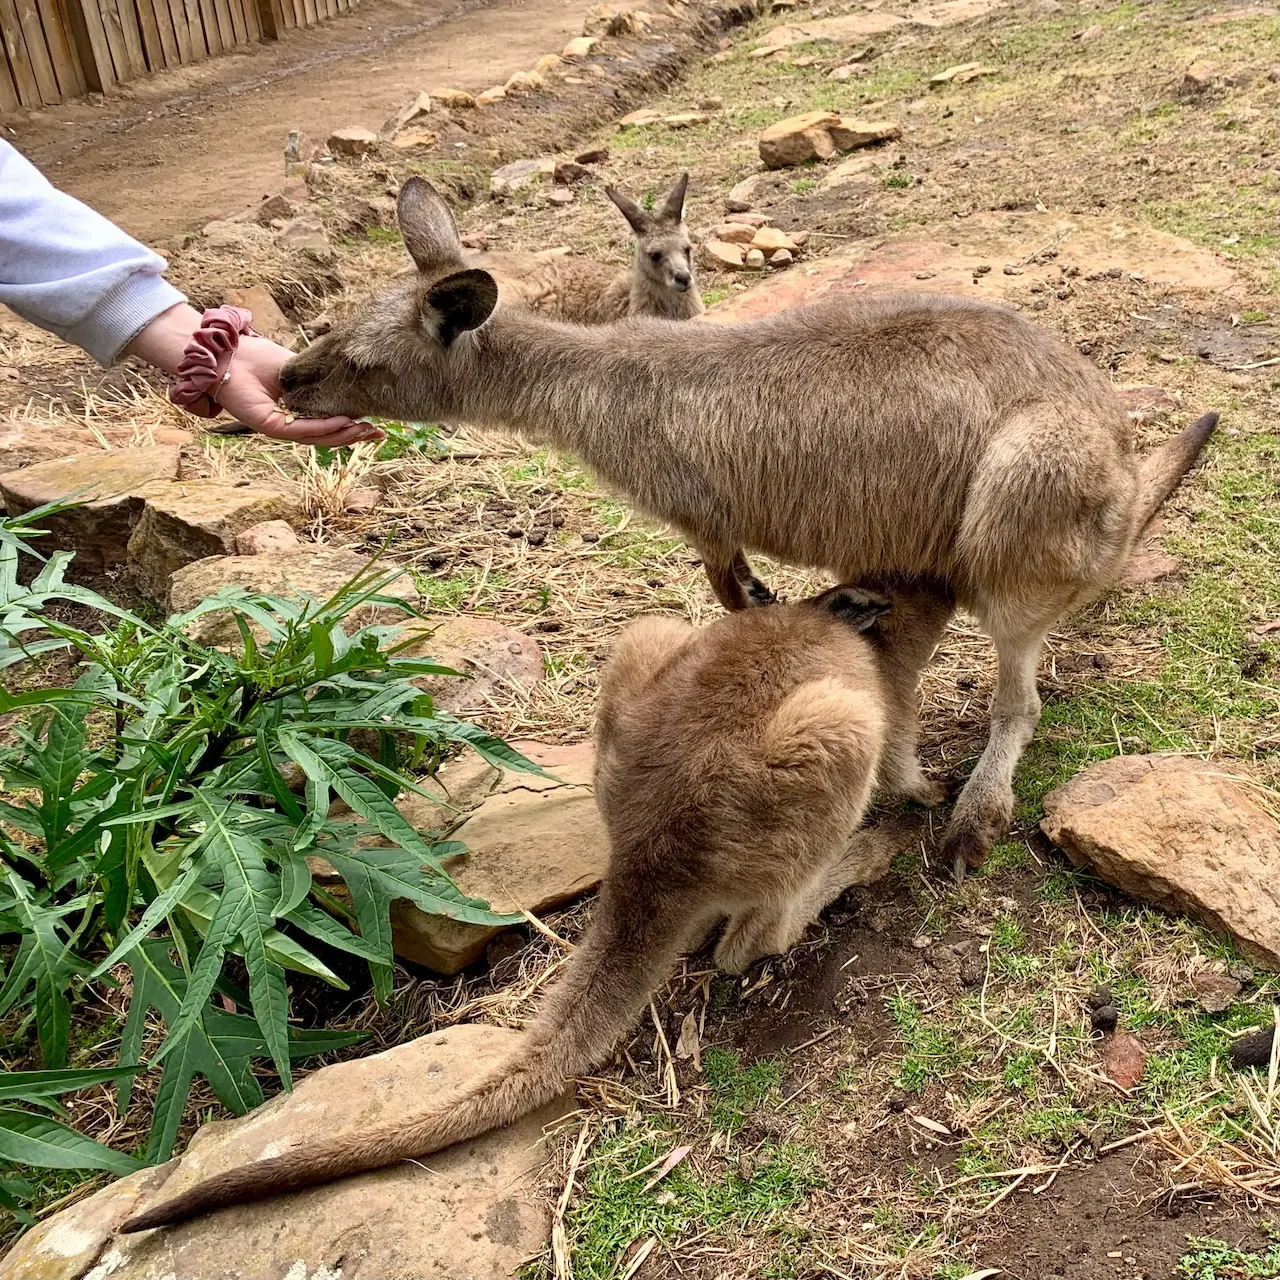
[0,1065,140,1102]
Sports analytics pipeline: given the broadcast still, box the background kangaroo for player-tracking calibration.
[276,177,1217,878]
[465,173,703,322]
[121,585,927,1233]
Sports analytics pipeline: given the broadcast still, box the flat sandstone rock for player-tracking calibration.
[1041,754,1280,968]
[0,1024,572,1280]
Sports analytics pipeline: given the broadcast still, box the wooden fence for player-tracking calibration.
[1,0,358,110]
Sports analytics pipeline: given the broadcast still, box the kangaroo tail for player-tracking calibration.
[120,882,686,1234]
[1133,411,1218,533]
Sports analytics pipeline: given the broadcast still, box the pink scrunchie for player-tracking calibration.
[169,305,258,419]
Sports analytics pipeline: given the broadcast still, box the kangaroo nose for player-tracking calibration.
[672,271,691,290]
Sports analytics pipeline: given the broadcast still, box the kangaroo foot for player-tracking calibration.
[746,576,778,606]
[940,805,1010,884]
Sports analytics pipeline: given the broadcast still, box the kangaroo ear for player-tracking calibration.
[817,586,892,633]
[605,186,649,236]
[423,269,498,346]
[398,177,464,273]
[660,173,690,223]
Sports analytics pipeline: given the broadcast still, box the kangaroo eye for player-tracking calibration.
[684,246,692,259]
[649,251,663,263]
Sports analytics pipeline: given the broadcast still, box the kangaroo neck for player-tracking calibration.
[459,310,680,458]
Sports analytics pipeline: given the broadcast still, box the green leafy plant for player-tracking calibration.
[1177,1228,1280,1278]
[0,515,537,1176]
[0,1066,143,1223]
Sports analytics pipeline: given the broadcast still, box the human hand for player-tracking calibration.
[223,334,384,447]
[126,303,384,448]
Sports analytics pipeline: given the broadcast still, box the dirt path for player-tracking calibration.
[7,0,585,246]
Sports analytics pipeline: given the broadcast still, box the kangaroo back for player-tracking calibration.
[120,884,689,1233]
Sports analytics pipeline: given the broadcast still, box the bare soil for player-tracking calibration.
[4,0,589,244]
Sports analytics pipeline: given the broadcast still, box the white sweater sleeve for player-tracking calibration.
[0,140,187,366]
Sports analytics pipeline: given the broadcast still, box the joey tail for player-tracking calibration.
[1133,411,1218,532]
[119,881,688,1234]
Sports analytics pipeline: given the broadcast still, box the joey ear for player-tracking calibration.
[817,586,892,633]
[605,186,649,236]
[423,269,499,346]
[397,177,464,273]
[660,172,690,223]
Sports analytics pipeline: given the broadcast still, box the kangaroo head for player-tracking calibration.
[279,178,498,421]
[605,174,696,296]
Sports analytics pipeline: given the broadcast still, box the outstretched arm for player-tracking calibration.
[0,140,380,448]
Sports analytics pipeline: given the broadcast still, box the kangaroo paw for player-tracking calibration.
[746,577,778,607]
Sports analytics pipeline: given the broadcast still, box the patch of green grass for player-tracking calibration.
[974,839,1031,877]
[502,448,591,489]
[701,284,730,307]
[1002,1050,1041,1095]
[542,1128,820,1280]
[373,418,441,460]
[789,177,817,194]
[407,567,506,611]
[704,1046,783,1131]
[1240,309,1271,324]
[887,994,965,1093]
[1143,187,1280,259]
[365,225,402,245]
[884,172,916,189]
[1178,1227,1280,1278]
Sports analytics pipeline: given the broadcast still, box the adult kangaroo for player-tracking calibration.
[121,585,929,1233]
[275,177,1217,879]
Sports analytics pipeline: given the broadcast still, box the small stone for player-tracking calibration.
[429,86,477,108]
[505,70,544,94]
[1192,970,1242,1013]
[284,128,319,167]
[0,420,99,471]
[563,35,600,57]
[725,174,766,211]
[0,446,181,573]
[770,248,794,266]
[712,222,757,244]
[750,226,798,253]
[1042,755,1280,969]
[576,146,610,164]
[827,63,868,80]
[327,125,378,157]
[828,117,902,150]
[534,53,563,75]
[380,91,432,137]
[490,157,556,196]
[390,129,438,150]
[275,216,333,259]
[745,248,766,268]
[548,186,575,205]
[584,3,638,34]
[345,487,382,514]
[618,108,662,127]
[1099,1029,1147,1090]
[476,85,507,106]
[1180,60,1219,95]
[699,95,724,110]
[224,284,293,348]
[703,239,747,268]
[554,160,593,184]
[664,112,710,128]
[127,482,300,607]
[758,109,840,167]
[726,211,770,227]
[201,219,262,251]
[234,519,300,556]
[253,192,295,226]
[1074,22,1104,39]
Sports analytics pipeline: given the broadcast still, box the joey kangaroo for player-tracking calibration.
[121,585,927,1233]
[275,176,1218,879]
[466,174,704,322]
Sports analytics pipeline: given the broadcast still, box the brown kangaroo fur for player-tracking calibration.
[275,177,1218,877]
[465,174,704,323]
[121,585,926,1233]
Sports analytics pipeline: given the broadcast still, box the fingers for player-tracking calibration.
[257,414,386,447]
